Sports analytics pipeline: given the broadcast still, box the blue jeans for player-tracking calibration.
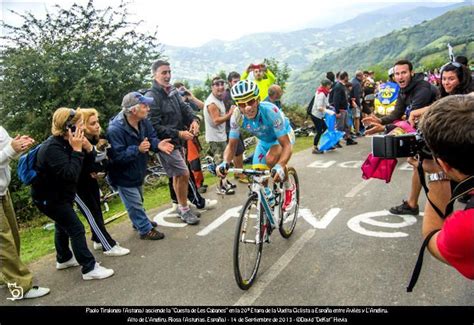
[117,186,152,235]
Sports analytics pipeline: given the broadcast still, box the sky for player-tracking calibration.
[1,0,464,47]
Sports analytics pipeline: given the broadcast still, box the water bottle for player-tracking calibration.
[264,187,275,208]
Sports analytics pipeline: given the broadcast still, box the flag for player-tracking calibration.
[447,43,454,62]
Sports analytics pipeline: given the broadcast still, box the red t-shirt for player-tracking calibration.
[437,208,474,279]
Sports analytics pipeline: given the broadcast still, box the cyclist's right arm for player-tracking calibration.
[219,109,242,175]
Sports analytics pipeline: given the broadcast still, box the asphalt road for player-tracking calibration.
[2,136,473,307]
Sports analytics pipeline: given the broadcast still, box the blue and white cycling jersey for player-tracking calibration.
[229,101,294,168]
[229,101,292,142]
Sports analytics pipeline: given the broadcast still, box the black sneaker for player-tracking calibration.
[312,149,324,154]
[140,229,165,240]
[335,142,343,148]
[226,180,237,189]
[389,200,419,216]
[346,138,358,145]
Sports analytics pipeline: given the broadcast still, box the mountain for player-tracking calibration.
[285,6,474,105]
[164,1,469,83]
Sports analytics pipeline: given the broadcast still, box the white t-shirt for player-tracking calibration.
[204,93,227,142]
[311,91,329,119]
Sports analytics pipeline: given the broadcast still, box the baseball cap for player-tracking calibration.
[121,92,154,110]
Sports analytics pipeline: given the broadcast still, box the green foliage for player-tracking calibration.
[264,57,291,91]
[1,0,162,223]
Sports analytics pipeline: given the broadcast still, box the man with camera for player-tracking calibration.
[363,60,437,216]
[415,95,473,281]
[241,62,276,101]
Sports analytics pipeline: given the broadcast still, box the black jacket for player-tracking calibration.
[32,135,84,204]
[381,73,436,125]
[146,81,198,148]
[329,81,349,114]
[76,137,106,195]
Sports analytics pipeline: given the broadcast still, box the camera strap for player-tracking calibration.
[408,166,474,292]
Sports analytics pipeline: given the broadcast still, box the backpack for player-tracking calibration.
[17,144,41,185]
[306,95,315,117]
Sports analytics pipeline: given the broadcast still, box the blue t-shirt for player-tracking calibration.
[229,101,292,143]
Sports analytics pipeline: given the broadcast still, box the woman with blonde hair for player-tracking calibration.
[32,107,114,280]
[75,108,129,256]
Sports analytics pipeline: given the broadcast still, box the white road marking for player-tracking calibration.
[347,210,418,238]
[196,206,242,236]
[153,207,187,228]
[307,160,337,168]
[345,179,372,198]
[338,160,363,168]
[234,229,316,306]
[300,208,340,229]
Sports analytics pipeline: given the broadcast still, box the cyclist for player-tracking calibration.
[216,80,295,210]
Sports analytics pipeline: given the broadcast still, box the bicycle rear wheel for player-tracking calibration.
[279,167,299,238]
[233,193,264,290]
[144,170,168,186]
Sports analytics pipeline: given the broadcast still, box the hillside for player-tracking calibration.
[285,6,474,105]
[164,1,469,84]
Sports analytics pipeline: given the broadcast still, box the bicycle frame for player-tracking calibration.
[230,168,281,229]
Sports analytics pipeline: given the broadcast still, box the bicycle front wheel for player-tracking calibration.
[279,167,299,238]
[233,193,264,290]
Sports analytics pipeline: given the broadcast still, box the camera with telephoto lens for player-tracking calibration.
[371,132,432,160]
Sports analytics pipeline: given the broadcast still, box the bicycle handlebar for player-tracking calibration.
[228,168,270,176]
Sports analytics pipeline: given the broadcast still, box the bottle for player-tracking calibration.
[264,187,275,208]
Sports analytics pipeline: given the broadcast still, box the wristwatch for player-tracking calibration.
[427,171,449,183]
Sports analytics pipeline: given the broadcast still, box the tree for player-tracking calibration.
[0,0,162,141]
[263,57,291,91]
[0,0,162,223]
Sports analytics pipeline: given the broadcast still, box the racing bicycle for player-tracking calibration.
[231,167,300,290]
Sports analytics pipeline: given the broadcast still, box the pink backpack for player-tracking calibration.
[361,153,398,183]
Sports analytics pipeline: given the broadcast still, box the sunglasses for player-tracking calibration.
[212,81,225,86]
[237,98,257,108]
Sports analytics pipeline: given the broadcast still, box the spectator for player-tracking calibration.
[223,71,247,184]
[146,60,206,225]
[264,84,283,110]
[454,55,468,67]
[1,126,50,299]
[107,92,174,239]
[418,95,474,280]
[326,72,336,84]
[329,71,357,146]
[33,108,114,280]
[204,76,236,195]
[350,71,364,136]
[241,62,275,100]
[363,60,437,216]
[310,78,332,154]
[173,82,207,193]
[75,108,130,256]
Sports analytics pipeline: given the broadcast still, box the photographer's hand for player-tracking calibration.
[364,123,384,135]
[408,106,430,127]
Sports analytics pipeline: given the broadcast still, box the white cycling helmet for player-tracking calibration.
[388,67,394,77]
[231,80,260,103]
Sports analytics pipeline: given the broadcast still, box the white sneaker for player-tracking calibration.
[104,244,130,257]
[93,242,103,251]
[82,263,114,280]
[23,286,50,299]
[197,199,217,210]
[56,256,80,270]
